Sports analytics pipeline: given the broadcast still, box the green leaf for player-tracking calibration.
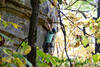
[52,56,61,62]
[97,38,100,44]
[50,58,57,66]
[82,36,88,47]
[89,26,93,30]
[0,15,1,21]
[37,49,46,58]
[3,48,13,56]
[45,58,51,63]
[20,42,29,52]
[13,58,19,67]
[21,42,26,46]
[98,22,100,28]
[92,54,100,63]
[13,53,24,59]
[2,21,9,27]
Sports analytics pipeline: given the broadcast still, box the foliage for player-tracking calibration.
[37,47,68,67]
[0,42,32,67]
[92,54,100,63]
[39,0,100,66]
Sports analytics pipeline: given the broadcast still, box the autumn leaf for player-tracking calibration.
[12,23,21,29]
[74,41,80,48]
[15,58,24,67]
[24,45,31,55]
[95,31,100,38]
[8,22,21,29]
[0,61,2,65]
[53,0,58,6]
[2,57,12,63]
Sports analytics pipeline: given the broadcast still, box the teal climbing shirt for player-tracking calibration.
[46,31,54,43]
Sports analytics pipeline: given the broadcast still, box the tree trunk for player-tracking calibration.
[95,0,100,54]
[27,0,39,67]
[97,0,100,18]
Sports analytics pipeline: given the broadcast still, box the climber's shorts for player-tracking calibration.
[42,42,54,53]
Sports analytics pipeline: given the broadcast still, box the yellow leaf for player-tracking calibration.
[12,23,21,29]
[2,57,12,63]
[96,18,100,22]
[54,0,57,3]
[53,0,57,6]
[90,18,95,23]
[91,28,96,33]
[24,46,31,55]
[95,31,100,38]
[15,58,24,67]
[50,4,54,8]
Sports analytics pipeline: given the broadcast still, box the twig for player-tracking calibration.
[86,1,96,7]
[65,8,88,18]
[48,0,94,66]
[65,9,89,12]
[60,11,94,37]
[16,37,28,51]
[58,4,73,67]
[80,11,87,19]
[65,0,79,9]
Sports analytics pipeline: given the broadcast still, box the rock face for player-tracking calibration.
[0,11,46,49]
[0,0,58,52]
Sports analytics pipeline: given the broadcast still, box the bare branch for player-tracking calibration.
[86,1,96,7]
[65,0,79,9]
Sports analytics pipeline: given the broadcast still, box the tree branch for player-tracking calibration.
[86,1,96,7]
[58,3,73,67]
[65,0,79,9]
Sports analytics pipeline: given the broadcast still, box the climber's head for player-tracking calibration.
[52,28,57,33]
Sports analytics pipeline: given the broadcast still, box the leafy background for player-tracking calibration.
[0,0,100,67]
